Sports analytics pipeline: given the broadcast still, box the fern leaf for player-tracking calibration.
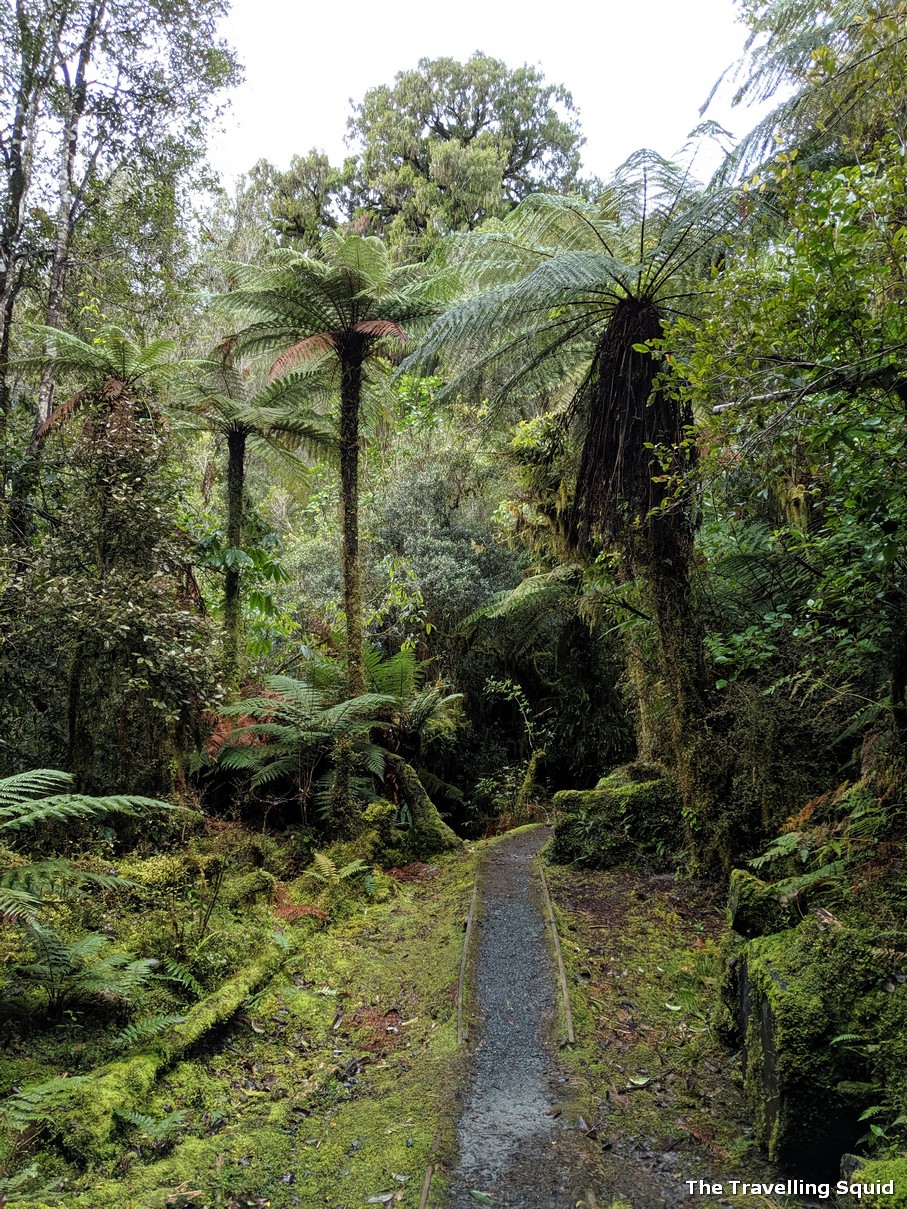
[158,958,205,998]
[113,1014,186,1050]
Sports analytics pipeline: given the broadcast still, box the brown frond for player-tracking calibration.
[34,389,86,441]
[102,378,126,400]
[269,333,336,380]
[781,790,832,832]
[570,296,693,546]
[352,319,408,345]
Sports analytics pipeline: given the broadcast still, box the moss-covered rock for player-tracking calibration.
[550,774,680,868]
[218,867,277,907]
[595,762,665,789]
[728,869,796,938]
[732,921,895,1165]
[840,1159,907,1209]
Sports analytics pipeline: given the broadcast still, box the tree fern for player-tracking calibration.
[711,0,903,181]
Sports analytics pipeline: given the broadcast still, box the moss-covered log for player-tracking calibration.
[57,941,287,1161]
[384,754,462,859]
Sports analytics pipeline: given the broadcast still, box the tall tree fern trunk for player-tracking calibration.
[340,345,365,696]
[223,428,246,692]
[635,515,724,869]
[571,297,725,870]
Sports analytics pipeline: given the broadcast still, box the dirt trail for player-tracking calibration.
[447,826,604,1209]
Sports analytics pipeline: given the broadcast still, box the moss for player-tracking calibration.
[3,849,475,1208]
[217,868,277,908]
[737,921,894,1165]
[595,761,665,788]
[117,850,222,890]
[843,1159,907,1208]
[728,869,796,938]
[55,941,287,1161]
[384,755,461,860]
[550,776,680,868]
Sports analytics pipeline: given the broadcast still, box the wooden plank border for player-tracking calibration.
[456,875,480,1044]
[538,863,576,1044]
[417,1162,435,1209]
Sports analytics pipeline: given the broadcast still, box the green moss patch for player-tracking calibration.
[550,771,680,869]
[545,864,800,1206]
[1,846,475,1207]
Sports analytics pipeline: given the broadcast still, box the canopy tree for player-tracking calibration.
[0,0,239,430]
[217,232,449,695]
[414,154,738,866]
[346,51,588,253]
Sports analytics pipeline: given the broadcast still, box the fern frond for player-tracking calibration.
[158,958,205,998]
[0,769,73,805]
[310,852,338,883]
[0,1075,90,1129]
[113,1014,187,1050]
[0,792,172,832]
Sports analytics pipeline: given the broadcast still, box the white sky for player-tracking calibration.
[209,0,765,187]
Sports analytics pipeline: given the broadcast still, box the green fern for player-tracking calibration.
[13,923,157,1016]
[308,852,368,885]
[0,1074,90,1130]
[0,769,171,935]
[157,957,206,999]
[113,1107,186,1140]
[112,1013,187,1050]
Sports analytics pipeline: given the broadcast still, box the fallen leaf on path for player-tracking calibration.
[469,1193,494,1205]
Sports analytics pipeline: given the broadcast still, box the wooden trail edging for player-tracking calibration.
[417,1162,435,1209]
[456,875,479,1044]
[538,862,576,1045]
[418,871,478,1207]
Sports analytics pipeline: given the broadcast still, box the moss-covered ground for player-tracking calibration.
[0,832,475,1209]
[544,861,810,1209]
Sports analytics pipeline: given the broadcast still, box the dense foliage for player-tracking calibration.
[3,0,907,1198]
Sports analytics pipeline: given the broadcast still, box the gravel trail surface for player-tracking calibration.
[447,826,603,1209]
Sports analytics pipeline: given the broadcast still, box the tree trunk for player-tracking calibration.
[34,0,107,433]
[0,0,70,425]
[339,344,365,696]
[223,428,246,691]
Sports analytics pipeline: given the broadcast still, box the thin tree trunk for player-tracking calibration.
[223,428,246,691]
[35,0,107,432]
[0,0,71,427]
[339,345,365,696]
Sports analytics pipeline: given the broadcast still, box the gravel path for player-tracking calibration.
[447,826,603,1209]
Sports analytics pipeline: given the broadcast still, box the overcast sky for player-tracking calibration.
[208,0,765,187]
